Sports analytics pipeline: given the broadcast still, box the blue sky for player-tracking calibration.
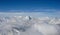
[0,0,60,12]
[0,0,60,17]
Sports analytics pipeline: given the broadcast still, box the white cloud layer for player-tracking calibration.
[0,12,60,18]
[0,16,60,35]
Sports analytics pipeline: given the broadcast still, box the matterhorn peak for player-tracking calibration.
[25,16,32,20]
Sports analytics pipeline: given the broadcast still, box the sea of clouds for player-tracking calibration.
[0,16,60,35]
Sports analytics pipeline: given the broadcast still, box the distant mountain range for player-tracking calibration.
[0,16,60,24]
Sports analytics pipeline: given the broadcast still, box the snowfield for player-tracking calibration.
[0,16,60,35]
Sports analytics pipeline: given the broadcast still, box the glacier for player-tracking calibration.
[0,16,60,35]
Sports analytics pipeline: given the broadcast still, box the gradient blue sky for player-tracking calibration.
[0,0,60,12]
[0,0,60,17]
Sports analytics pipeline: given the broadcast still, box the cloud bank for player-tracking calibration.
[0,16,60,35]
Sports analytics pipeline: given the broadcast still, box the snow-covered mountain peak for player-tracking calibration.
[0,16,60,24]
